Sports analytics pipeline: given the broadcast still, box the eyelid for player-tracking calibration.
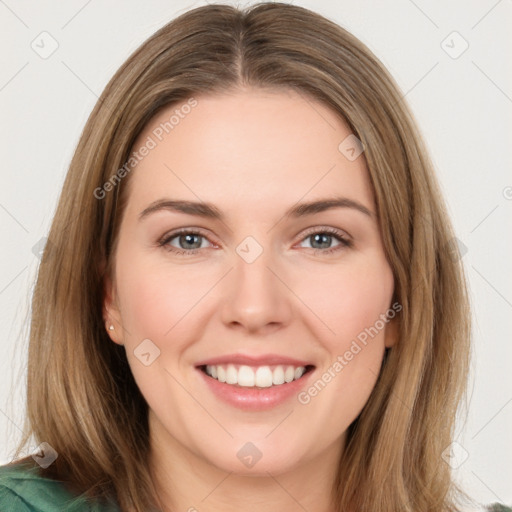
[157,227,217,249]
[294,226,353,254]
[297,225,352,243]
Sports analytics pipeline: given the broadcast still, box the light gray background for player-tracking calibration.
[1,0,511,506]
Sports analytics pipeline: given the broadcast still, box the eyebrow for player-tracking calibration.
[138,196,375,222]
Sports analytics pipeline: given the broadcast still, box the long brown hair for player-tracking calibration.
[9,2,471,510]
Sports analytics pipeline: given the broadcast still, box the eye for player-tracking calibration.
[158,229,214,256]
[297,227,352,255]
[158,227,352,257]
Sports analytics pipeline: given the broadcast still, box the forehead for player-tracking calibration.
[124,87,374,218]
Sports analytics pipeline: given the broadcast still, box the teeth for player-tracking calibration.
[226,365,238,385]
[204,364,308,388]
[273,366,285,385]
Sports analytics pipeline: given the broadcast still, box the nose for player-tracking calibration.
[219,243,294,335]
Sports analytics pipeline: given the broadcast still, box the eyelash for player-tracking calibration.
[157,227,353,256]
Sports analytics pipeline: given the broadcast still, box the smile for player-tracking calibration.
[200,363,315,388]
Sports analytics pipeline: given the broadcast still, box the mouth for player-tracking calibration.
[196,363,316,389]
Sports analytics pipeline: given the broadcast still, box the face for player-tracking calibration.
[103,87,397,477]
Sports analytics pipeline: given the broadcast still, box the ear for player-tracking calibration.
[384,314,399,349]
[103,270,124,346]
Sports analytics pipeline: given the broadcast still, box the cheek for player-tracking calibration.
[295,256,394,421]
[114,252,202,399]
[115,248,209,340]
[118,272,173,337]
[296,255,394,346]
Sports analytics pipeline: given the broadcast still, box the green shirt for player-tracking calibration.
[0,460,121,511]
[1,460,511,511]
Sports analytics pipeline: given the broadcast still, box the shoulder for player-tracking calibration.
[0,459,83,511]
[0,458,120,511]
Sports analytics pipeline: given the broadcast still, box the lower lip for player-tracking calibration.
[196,366,315,411]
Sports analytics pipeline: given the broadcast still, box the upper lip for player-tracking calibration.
[195,353,315,368]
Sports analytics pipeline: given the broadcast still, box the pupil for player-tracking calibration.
[312,233,330,249]
[181,234,201,249]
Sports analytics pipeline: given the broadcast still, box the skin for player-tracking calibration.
[104,87,398,512]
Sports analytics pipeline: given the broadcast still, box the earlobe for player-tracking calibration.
[384,316,399,349]
[102,273,124,346]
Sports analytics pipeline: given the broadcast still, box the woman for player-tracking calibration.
[0,2,508,511]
